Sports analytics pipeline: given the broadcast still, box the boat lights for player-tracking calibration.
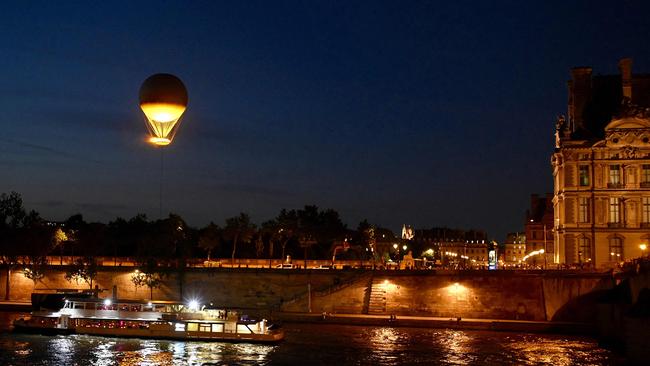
[188,300,199,311]
[103,299,112,306]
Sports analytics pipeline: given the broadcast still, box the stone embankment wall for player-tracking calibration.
[0,268,612,322]
[282,271,613,322]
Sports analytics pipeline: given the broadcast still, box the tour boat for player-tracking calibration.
[13,297,284,343]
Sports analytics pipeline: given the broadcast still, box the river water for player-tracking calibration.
[0,312,622,365]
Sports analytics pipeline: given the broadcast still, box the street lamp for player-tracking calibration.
[640,244,647,257]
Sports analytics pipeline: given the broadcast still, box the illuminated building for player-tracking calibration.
[525,194,554,265]
[504,232,526,264]
[552,58,650,268]
[412,228,489,265]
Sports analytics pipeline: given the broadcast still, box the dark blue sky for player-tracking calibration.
[1,1,649,239]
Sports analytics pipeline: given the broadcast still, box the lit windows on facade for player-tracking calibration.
[643,197,650,226]
[609,165,621,187]
[579,165,590,186]
[578,237,591,262]
[578,197,590,223]
[642,165,650,187]
[608,237,623,261]
[609,197,620,225]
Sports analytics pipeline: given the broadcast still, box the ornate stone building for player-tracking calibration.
[552,58,650,268]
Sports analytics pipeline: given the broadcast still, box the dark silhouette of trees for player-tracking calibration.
[223,213,256,265]
[0,192,53,299]
[262,206,347,263]
[0,191,426,265]
[198,222,221,261]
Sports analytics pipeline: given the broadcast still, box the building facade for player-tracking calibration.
[525,194,554,265]
[552,58,650,268]
[411,228,489,267]
[503,232,526,265]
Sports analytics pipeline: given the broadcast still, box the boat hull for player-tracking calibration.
[75,326,285,343]
[13,323,74,336]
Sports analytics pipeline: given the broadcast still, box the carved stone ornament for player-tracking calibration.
[620,146,640,159]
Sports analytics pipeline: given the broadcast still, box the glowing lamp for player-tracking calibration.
[103,299,112,306]
[139,73,188,146]
[188,300,199,311]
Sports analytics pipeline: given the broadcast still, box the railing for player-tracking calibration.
[607,182,624,189]
[640,182,650,188]
[607,222,624,228]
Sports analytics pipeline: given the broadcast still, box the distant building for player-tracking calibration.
[525,194,554,265]
[412,227,489,266]
[401,224,414,240]
[504,232,526,264]
[552,58,650,268]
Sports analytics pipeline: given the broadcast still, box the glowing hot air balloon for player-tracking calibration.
[139,73,188,146]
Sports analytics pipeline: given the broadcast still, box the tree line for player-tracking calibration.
[0,191,402,266]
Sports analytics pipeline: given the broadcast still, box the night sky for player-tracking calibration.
[1,1,649,240]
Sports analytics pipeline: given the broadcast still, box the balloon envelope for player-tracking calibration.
[139,73,188,146]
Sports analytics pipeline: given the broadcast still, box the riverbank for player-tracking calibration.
[276,312,594,335]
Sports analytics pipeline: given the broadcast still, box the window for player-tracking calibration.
[609,165,621,184]
[643,197,650,224]
[643,165,650,183]
[578,237,591,262]
[579,165,590,186]
[609,237,623,261]
[609,197,620,223]
[579,197,590,223]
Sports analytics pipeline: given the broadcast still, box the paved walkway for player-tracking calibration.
[276,312,593,334]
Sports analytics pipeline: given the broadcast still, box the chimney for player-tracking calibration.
[618,58,633,99]
[568,67,593,132]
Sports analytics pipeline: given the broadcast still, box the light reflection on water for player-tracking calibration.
[0,312,622,365]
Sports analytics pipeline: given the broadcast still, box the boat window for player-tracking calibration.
[174,323,185,331]
[236,325,252,333]
[74,302,84,309]
[211,324,223,332]
[187,323,198,332]
[199,324,211,332]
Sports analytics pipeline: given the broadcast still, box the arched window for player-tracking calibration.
[608,237,623,261]
[578,237,591,262]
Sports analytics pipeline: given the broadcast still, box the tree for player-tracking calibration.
[223,213,256,265]
[64,257,98,289]
[263,209,299,263]
[254,234,265,258]
[131,258,165,300]
[23,256,49,286]
[0,192,34,300]
[356,219,377,261]
[52,227,68,265]
[197,222,221,261]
